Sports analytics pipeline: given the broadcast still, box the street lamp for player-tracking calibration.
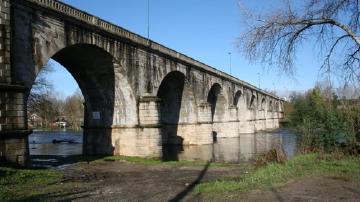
[228,52,232,75]
[147,0,150,39]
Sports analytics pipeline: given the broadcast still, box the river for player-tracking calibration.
[29,129,296,167]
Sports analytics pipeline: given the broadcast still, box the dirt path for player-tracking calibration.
[208,176,360,202]
[34,161,360,201]
[246,176,360,202]
[49,161,247,201]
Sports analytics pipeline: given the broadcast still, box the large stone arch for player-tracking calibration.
[51,44,116,128]
[13,39,138,127]
[157,71,186,145]
[152,62,187,94]
[12,5,138,129]
[17,41,136,154]
[12,11,138,153]
[157,70,201,159]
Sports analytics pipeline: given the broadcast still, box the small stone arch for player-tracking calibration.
[233,90,242,106]
[275,101,280,112]
[207,83,226,122]
[268,100,273,112]
[153,64,188,95]
[261,97,266,110]
[249,94,257,109]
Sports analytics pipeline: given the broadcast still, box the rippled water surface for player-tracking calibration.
[163,129,297,163]
[29,129,296,166]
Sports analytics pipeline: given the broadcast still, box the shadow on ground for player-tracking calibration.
[30,155,107,168]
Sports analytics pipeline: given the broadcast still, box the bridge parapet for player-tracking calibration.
[26,0,149,48]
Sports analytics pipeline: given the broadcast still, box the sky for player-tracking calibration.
[44,0,326,98]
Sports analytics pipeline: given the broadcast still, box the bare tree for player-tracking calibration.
[238,0,360,83]
[336,84,355,98]
[63,89,84,131]
[27,62,57,128]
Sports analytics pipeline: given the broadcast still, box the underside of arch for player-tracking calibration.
[207,83,226,122]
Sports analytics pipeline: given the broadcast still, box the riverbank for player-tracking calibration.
[1,153,360,201]
[196,153,360,201]
[0,157,249,201]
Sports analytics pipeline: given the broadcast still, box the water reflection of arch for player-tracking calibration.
[176,131,292,163]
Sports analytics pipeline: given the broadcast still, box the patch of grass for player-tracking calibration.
[194,153,360,193]
[0,167,65,201]
[101,155,244,168]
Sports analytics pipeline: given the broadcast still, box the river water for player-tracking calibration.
[29,129,296,167]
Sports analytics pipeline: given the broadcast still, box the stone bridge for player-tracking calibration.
[0,0,284,166]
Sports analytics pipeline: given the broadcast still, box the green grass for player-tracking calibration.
[194,153,360,193]
[0,167,65,201]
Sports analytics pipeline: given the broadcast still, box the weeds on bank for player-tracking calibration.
[0,167,65,201]
[255,148,287,167]
[194,153,360,193]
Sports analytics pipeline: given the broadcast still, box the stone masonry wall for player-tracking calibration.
[0,0,11,132]
[0,0,10,84]
[0,0,29,166]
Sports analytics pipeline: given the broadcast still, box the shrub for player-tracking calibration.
[288,87,357,153]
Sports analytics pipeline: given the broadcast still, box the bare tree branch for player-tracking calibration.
[238,0,360,83]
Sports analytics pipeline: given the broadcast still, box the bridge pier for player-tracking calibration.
[0,132,30,166]
[83,127,114,155]
[0,85,31,166]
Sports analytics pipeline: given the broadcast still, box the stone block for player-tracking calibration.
[3,1,9,8]
[6,110,24,117]
[5,104,23,111]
